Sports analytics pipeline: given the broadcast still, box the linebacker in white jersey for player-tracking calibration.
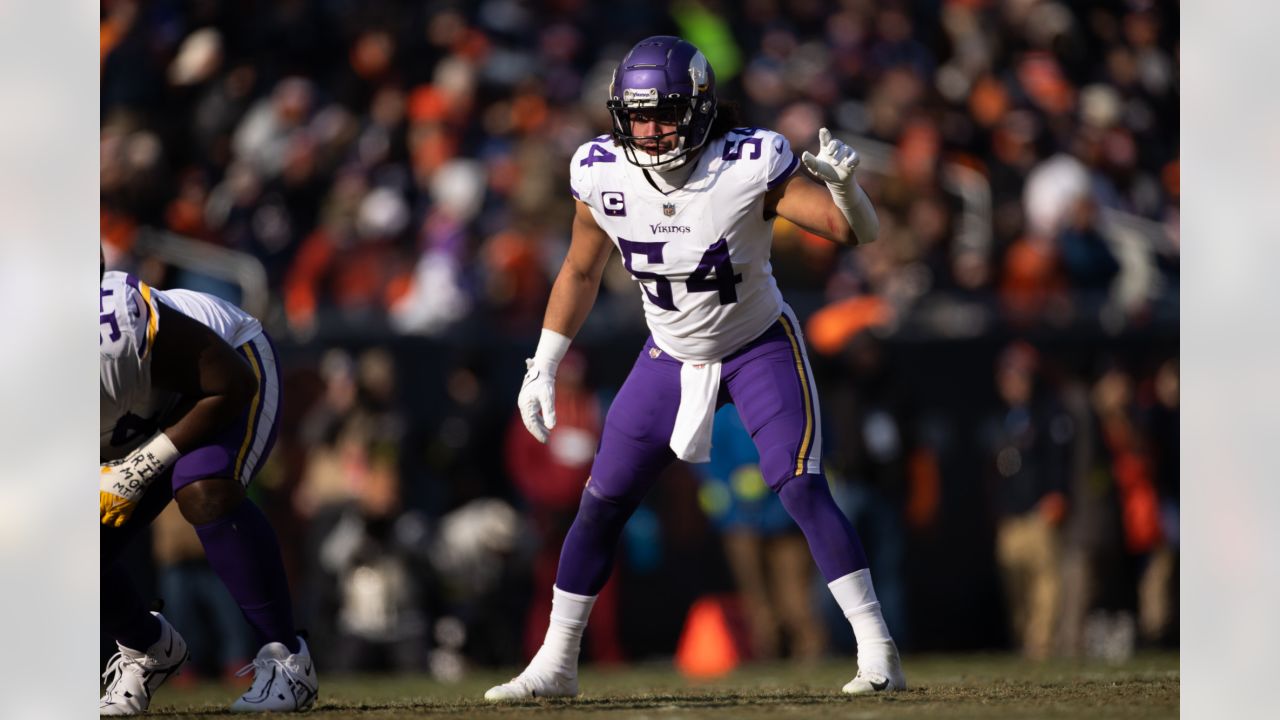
[488,36,904,701]
[99,266,317,714]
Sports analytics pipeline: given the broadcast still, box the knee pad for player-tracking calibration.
[574,485,637,539]
[775,472,833,515]
[758,441,823,493]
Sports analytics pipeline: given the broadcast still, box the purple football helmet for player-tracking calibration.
[607,36,717,170]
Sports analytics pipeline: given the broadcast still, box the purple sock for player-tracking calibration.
[195,498,299,653]
[777,473,869,582]
[555,488,636,595]
[102,564,162,651]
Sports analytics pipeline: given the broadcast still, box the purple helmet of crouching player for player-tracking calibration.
[607,35,717,170]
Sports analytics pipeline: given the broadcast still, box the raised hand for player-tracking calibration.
[801,127,860,185]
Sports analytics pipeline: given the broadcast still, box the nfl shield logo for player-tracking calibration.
[663,202,676,217]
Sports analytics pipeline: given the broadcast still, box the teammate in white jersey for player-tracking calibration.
[100,264,317,714]
[487,36,904,701]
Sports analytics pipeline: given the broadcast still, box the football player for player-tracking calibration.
[100,260,318,713]
[487,36,904,700]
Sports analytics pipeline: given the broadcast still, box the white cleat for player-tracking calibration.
[230,636,319,712]
[100,612,190,716]
[842,643,907,694]
[484,669,578,701]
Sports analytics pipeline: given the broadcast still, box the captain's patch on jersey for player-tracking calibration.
[602,191,627,216]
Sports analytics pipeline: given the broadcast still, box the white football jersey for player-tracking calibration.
[100,271,262,459]
[570,128,800,363]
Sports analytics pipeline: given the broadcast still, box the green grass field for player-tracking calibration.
[144,652,1178,718]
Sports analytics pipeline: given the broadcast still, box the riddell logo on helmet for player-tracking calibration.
[622,88,659,106]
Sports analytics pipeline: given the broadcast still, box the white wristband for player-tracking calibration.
[531,328,573,374]
[106,432,182,494]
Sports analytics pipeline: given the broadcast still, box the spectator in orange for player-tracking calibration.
[481,225,552,333]
[284,182,413,334]
[1093,365,1171,645]
[1000,234,1067,326]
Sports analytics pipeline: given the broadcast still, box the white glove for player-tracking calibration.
[518,357,557,443]
[800,127,878,245]
[801,127,860,185]
[100,432,180,527]
[517,329,572,443]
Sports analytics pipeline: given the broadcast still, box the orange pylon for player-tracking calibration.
[675,595,743,678]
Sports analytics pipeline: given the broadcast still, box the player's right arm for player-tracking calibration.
[518,199,615,443]
[542,199,616,339]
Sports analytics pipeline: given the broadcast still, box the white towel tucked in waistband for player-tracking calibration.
[669,360,722,463]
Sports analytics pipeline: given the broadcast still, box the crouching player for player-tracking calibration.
[100,265,318,714]
[487,36,905,701]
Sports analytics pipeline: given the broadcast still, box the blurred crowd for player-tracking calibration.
[101,0,1178,336]
[101,0,1178,677]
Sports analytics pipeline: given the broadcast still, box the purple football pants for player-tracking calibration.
[556,312,869,595]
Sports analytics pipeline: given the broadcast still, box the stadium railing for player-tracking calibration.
[135,228,271,319]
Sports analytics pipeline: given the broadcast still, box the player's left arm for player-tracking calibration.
[765,128,878,247]
[100,303,256,527]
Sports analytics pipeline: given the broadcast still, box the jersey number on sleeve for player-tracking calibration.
[722,132,763,161]
[100,288,121,343]
[580,144,618,167]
